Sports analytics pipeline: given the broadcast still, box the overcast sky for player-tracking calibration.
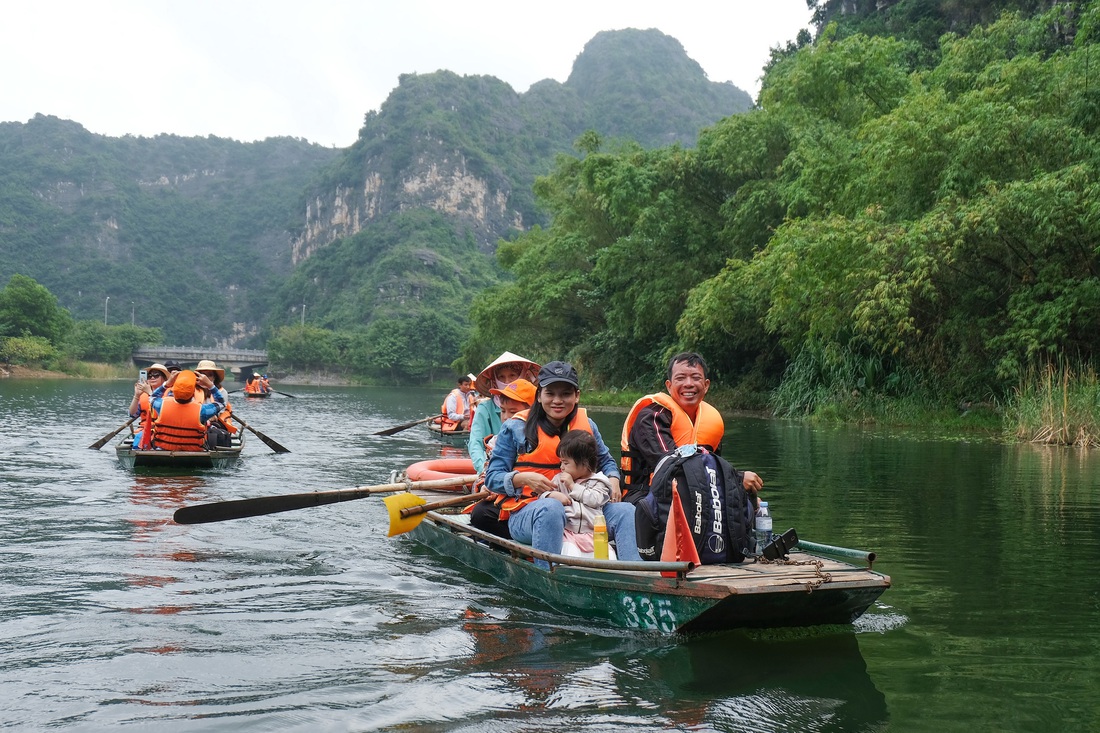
[2,1,813,148]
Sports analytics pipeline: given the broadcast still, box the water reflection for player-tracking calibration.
[125,475,204,626]
[448,609,887,732]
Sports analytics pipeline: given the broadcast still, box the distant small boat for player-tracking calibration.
[243,391,271,398]
[115,433,244,470]
[426,421,470,442]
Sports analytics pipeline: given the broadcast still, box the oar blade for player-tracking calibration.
[230,415,291,453]
[373,415,435,436]
[88,416,138,450]
[174,484,398,524]
[172,475,477,526]
[384,493,426,536]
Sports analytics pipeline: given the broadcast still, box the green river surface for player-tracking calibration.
[1,378,1098,731]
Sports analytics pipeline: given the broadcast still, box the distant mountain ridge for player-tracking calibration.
[0,28,752,346]
[293,28,752,261]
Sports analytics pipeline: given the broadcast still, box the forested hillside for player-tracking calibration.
[0,28,750,360]
[464,1,1100,435]
[0,116,338,345]
[264,29,753,378]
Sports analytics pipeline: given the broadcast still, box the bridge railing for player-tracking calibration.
[132,345,269,360]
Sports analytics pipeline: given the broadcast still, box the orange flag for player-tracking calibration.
[661,479,701,577]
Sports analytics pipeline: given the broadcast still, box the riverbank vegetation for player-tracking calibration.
[0,274,160,374]
[457,2,1100,445]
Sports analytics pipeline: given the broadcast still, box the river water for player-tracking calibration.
[1,378,1098,731]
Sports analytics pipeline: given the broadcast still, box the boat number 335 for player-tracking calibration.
[621,595,677,632]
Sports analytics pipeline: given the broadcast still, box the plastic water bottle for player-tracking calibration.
[754,501,773,554]
[593,514,609,560]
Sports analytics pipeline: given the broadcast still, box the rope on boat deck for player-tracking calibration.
[755,555,833,593]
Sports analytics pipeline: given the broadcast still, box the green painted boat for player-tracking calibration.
[408,508,890,634]
[114,432,244,470]
[426,422,470,443]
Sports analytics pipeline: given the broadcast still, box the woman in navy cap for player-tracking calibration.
[482,361,639,568]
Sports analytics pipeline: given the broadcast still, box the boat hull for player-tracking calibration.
[410,511,890,633]
[426,423,470,442]
[115,436,243,470]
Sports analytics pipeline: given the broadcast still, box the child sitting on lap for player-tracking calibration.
[546,429,615,557]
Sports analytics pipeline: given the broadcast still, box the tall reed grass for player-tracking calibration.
[1007,361,1100,447]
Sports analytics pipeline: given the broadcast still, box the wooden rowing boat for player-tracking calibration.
[426,421,470,441]
[115,432,244,470]
[242,391,271,398]
[406,506,890,633]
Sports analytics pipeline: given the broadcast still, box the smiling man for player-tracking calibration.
[620,352,762,504]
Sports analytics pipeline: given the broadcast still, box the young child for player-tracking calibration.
[483,379,536,455]
[547,429,614,555]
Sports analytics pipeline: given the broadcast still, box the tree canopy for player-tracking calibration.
[464,2,1100,410]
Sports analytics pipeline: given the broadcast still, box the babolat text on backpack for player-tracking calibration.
[634,444,756,563]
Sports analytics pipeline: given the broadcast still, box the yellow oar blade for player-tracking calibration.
[384,492,427,536]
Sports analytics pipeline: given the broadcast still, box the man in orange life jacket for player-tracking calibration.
[439,375,476,432]
[620,352,763,504]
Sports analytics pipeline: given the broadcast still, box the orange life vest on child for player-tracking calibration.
[495,407,592,520]
[619,392,724,491]
[153,399,207,451]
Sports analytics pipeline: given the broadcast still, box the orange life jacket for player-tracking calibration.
[216,401,238,434]
[619,393,724,490]
[439,388,473,432]
[244,379,263,394]
[153,398,207,452]
[495,408,592,520]
[138,392,157,449]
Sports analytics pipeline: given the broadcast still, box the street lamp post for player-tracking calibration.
[131,301,135,326]
[301,303,305,327]
[104,296,110,326]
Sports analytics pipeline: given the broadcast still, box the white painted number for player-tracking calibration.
[621,596,677,632]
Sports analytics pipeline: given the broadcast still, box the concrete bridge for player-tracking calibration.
[132,346,268,382]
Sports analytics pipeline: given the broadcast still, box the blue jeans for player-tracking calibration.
[509,497,640,569]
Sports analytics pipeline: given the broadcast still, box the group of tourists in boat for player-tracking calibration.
[433,350,766,569]
[127,359,238,452]
[243,373,271,396]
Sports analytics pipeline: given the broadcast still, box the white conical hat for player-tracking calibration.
[475,351,540,396]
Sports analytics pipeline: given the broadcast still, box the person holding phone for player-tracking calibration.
[128,363,169,448]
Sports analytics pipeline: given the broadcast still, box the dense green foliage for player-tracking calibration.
[267,210,499,382]
[0,273,159,367]
[464,2,1100,425]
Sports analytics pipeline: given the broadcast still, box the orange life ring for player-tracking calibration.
[405,458,477,482]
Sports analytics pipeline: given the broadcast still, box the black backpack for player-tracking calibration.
[635,445,755,564]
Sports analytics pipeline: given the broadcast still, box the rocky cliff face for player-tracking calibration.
[292,140,522,264]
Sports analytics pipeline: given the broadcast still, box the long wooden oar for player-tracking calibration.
[229,413,291,454]
[272,389,297,399]
[173,475,478,525]
[372,414,437,436]
[88,416,138,450]
[384,490,489,536]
